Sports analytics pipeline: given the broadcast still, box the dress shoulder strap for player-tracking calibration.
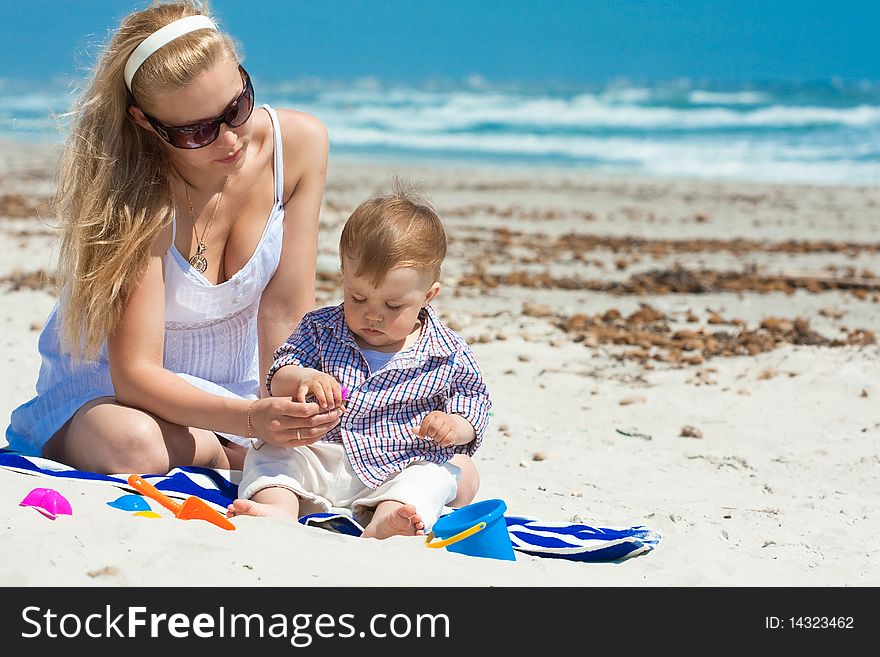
[261,104,285,205]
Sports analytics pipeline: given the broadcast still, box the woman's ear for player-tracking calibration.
[423,281,441,305]
[126,105,152,132]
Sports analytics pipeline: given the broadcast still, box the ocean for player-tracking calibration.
[2,76,879,186]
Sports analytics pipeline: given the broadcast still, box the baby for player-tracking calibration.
[229,181,491,538]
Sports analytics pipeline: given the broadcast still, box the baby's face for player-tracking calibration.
[342,258,438,353]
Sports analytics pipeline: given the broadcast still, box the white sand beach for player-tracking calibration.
[1,140,878,586]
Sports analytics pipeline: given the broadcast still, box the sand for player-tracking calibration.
[1,141,878,586]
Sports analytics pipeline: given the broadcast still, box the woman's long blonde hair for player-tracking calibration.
[55,1,238,360]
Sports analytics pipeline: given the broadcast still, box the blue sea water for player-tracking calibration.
[2,76,879,186]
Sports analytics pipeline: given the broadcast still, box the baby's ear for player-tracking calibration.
[424,281,441,305]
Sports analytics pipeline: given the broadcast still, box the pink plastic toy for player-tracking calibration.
[19,487,73,520]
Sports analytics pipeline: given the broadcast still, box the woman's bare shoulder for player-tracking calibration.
[272,108,329,202]
[274,108,328,143]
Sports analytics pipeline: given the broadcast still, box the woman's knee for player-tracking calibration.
[58,405,174,474]
[103,415,175,473]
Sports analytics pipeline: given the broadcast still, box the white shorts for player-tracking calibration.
[238,441,460,531]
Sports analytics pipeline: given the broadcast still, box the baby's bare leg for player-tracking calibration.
[361,500,425,539]
[227,486,301,520]
[448,454,480,507]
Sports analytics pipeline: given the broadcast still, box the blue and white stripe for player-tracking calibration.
[0,450,660,562]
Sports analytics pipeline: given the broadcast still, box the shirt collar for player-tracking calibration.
[319,303,457,359]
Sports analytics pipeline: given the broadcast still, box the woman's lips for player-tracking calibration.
[218,147,242,164]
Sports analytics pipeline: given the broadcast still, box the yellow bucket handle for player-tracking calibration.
[424,521,487,549]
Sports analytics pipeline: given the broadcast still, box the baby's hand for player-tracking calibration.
[411,411,459,448]
[295,369,344,411]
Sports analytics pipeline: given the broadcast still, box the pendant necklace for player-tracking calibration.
[183,174,230,273]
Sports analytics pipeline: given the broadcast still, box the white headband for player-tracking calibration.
[124,15,218,91]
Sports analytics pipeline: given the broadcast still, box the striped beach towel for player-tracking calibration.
[0,450,236,512]
[301,512,660,562]
[0,449,660,562]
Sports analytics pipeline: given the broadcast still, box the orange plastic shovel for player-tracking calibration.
[127,474,236,531]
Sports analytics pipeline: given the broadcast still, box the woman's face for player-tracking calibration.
[134,59,253,173]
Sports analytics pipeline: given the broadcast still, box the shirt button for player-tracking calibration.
[232,298,240,304]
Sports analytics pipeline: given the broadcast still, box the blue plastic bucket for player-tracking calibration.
[425,499,515,561]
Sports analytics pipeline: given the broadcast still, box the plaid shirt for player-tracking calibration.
[266,303,492,489]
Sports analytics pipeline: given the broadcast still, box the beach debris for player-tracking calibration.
[1,269,58,293]
[616,428,652,440]
[689,454,754,471]
[687,368,718,386]
[461,254,880,298]
[549,301,875,367]
[0,192,51,219]
[522,301,553,318]
[860,389,868,398]
[680,425,703,439]
[518,461,530,468]
[19,488,72,520]
[87,565,126,582]
[819,307,845,319]
[532,451,547,461]
[758,368,778,380]
[618,395,646,405]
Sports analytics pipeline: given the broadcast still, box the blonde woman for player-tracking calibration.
[5,2,342,474]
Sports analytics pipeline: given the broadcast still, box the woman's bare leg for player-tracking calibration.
[220,440,248,470]
[43,397,230,474]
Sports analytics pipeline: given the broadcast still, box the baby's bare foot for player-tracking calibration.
[362,502,425,539]
[226,498,296,520]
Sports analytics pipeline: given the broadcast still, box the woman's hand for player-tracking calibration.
[249,397,341,447]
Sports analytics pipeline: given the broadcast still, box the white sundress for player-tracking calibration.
[6,105,286,456]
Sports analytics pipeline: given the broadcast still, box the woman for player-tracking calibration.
[6,2,481,507]
[6,2,338,474]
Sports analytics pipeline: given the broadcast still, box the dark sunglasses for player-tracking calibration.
[132,65,255,149]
